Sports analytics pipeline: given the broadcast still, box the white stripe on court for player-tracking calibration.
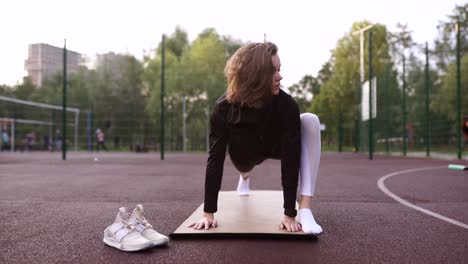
[377,166,468,230]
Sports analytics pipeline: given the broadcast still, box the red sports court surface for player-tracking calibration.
[0,152,467,263]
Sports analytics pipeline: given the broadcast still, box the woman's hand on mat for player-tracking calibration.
[188,212,218,230]
[280,215,302,232]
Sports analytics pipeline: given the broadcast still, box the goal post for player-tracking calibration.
[0,95,80,151]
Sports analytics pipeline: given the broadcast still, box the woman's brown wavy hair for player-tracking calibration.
[225,42,278,109]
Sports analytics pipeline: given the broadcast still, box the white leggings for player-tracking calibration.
[300,113,321,197]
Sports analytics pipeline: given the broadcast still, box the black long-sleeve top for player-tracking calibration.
[203,89,301,217]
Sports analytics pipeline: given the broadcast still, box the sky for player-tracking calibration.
[1,0,464,88]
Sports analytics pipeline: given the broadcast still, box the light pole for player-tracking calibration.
[425,42,430,157]
[402,50,407,157]
[62,39,67,160]
[160,34,165,160]
[352,24,374,153]
[182,96,187,152]
[368,30,373,160]
[455,22,461,160]
[352,24,374,87]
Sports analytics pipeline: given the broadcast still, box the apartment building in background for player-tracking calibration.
[95,52,128,80]
[24,43,82,87]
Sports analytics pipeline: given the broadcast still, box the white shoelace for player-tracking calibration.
[131,216,153,232]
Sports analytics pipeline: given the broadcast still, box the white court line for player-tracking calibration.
[377,166,468,230]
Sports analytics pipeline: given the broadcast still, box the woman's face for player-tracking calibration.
[271,54,282,95]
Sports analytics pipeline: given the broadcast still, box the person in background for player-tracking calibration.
[96,128,108,151]
[43,134,51,151]
[463,117,468,148]
[25,131,36,151]
[1,130,9,151]
[55,130,62,152]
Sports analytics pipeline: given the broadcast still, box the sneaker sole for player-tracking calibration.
[103,237,153,252]
[152,239,169,247]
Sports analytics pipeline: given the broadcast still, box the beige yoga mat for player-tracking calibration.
[170,191,317,240]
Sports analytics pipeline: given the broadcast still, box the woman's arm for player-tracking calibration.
[279,96,301,218]
[189,104,228,230]
[203,105,229,215]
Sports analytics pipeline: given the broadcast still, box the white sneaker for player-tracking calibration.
[236,175,250,196]
[129,204,169,247]
[103,207,154,252]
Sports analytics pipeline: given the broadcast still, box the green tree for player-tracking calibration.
[288,75,317,113]
[92,54,147,148]
[430,3,467,147]
[181,29,227,149]
[144,38,181,149]
[309,21,398,148]
[289,59,334,113]
[165,26,189,60]
[221,35,244,58]
[14,77,36,100]
[389,22,414,63]
[432,54,468,121]
[432,4,467,73]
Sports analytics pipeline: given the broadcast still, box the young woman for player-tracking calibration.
[189,42,322,234]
